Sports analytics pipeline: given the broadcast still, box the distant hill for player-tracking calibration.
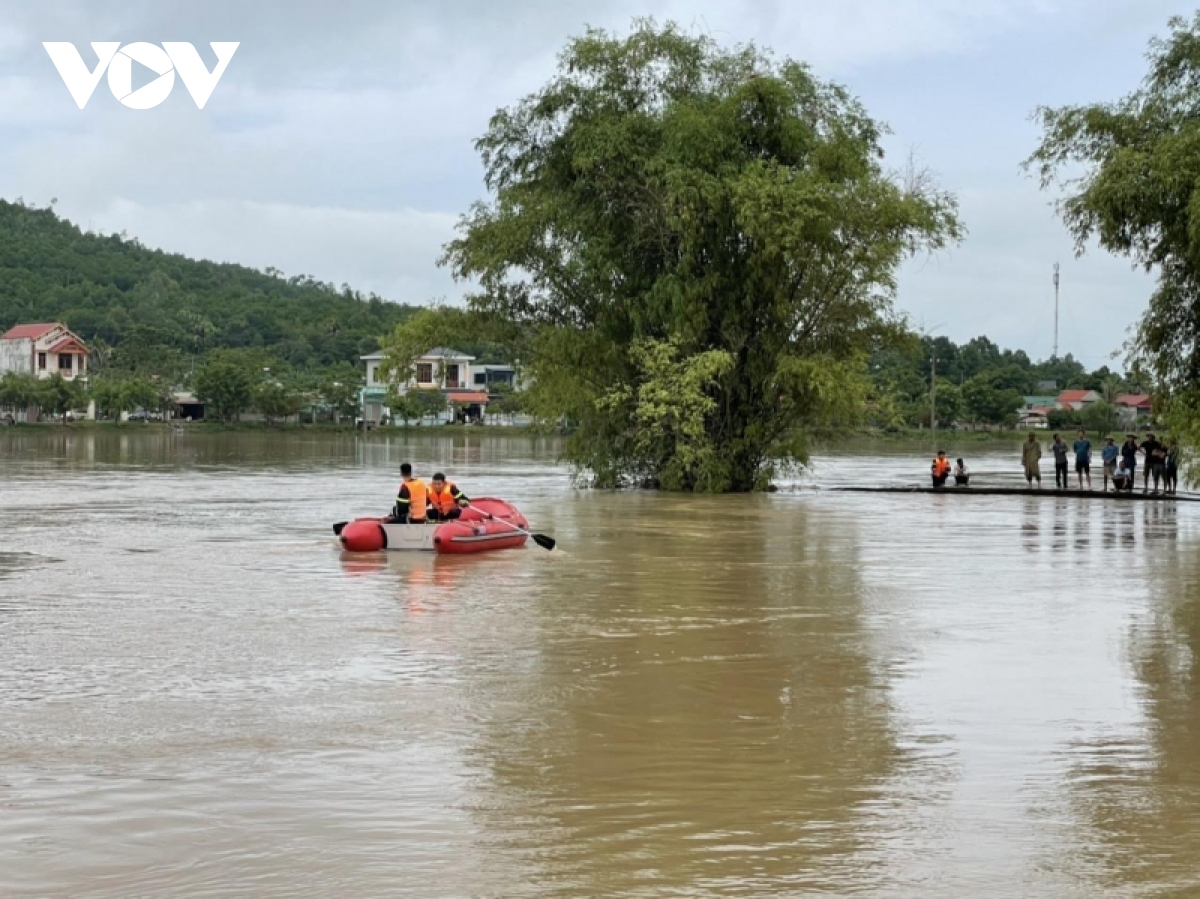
[0,199,420,371]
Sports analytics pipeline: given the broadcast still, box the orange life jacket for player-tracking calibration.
[400,477,429,521]
[428,481,461,515]
[932,458,951,477]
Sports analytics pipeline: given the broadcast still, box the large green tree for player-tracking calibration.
[1028,13,1200,452]
[437,21,961,491]
[39,374,84,424]
[194,357,255,422]
[962,372,1023,428]
[0,372,42,416]
[91,376,160,422]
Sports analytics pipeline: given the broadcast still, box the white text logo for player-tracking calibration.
[43,42,239,109]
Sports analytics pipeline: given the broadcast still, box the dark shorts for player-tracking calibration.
[1076,460,1090,474]
[932,474,948,487]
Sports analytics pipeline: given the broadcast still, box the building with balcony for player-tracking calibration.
[359,347,494,427]
[0,322,89,381]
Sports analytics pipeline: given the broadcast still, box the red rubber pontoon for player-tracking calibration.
[337,497,529,554]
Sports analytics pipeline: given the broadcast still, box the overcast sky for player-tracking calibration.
[0,0,1191,369]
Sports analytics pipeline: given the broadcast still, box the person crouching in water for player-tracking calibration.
[428,472,470,521]
[931,451,951,488]
[954,458,970,486]
[1112,459,1134,492]
[388,463,430,524]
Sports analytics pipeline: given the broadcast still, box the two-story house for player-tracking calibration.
[359,347,490,426]
[0,323,89,380]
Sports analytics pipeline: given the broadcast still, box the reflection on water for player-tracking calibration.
[464,500,905,896]
[1058,526,1200,895]
[1,434,1199,896]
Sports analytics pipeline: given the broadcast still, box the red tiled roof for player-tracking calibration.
[1115,394,1151,408]
[446,391,489,404]
[47,337,88,355]
[1057,390,1094,403]
[1,322,59,340]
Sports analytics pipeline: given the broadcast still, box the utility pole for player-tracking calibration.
[1053,262,1060,360]
[930,351,937,437]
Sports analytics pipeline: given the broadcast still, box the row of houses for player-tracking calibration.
[1018,389,1153,429]
[7,323,1150,432]
[0,323,522,425]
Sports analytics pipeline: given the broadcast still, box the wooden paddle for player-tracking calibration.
[466,504,555,551]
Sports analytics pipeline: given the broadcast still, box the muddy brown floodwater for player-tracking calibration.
[2,430,1199,897]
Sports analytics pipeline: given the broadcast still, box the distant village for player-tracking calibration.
[1017,388,1151,431]
[0,321,528,426]
[0,320,1155,432]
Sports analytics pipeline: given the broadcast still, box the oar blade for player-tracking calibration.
[531,533,555,551]
[333,521,348,536]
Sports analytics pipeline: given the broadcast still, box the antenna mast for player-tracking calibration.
[1053,263,1060,360]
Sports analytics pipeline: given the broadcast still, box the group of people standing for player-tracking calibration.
[1022,430,1179,494]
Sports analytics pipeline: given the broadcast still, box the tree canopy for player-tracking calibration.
[0,199,419,375]
[437,21,962,490]
[1027,13,1200,445]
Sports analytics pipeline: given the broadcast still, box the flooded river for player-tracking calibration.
[2,429,1199,897]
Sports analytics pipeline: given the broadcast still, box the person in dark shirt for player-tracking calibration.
[1120,435,1139,488]
[1140,433,1165,494]
[1165,440,1180,495]
[1051,434,1070,489]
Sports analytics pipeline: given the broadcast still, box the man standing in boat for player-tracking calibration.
[428,472,470,521]
[389,463,430,524]
[1022,432,1043,489]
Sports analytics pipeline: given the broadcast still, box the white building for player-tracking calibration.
[0,322,89,380]
[359,347,491,427]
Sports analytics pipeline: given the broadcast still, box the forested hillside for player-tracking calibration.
[0,199,418,374]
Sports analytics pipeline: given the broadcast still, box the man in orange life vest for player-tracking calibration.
[388,463,430,524]
[428,472,469,521]
[931,450,951,488]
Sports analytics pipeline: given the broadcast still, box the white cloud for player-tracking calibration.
[70,198,459,304]
[0,0,1187,366]
[896,184,1153,366]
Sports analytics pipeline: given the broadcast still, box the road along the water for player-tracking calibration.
[1,431,1199,897]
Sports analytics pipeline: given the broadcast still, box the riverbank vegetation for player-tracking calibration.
[867,334,1147,431]
[405,22,963,491]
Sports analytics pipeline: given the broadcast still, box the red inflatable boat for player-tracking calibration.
[336,497,529,555]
